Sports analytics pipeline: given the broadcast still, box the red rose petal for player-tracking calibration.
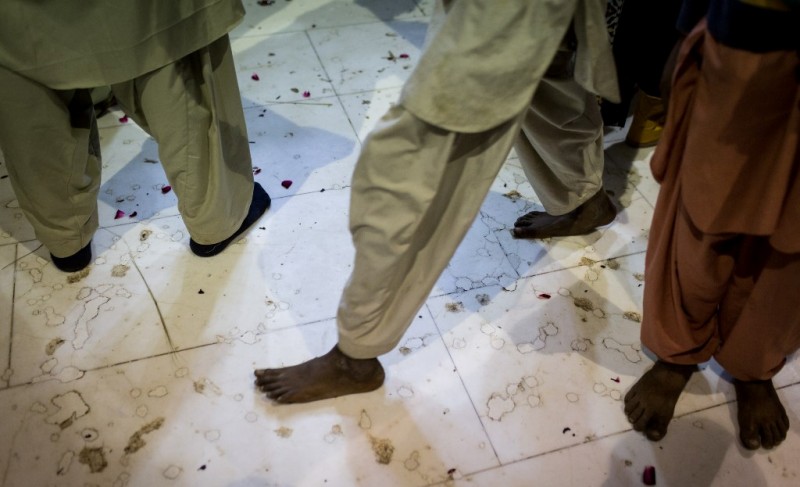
[251,73,260,81]
[257,0,274,5]
[129,211,138,218]
[643,466,656,485]
[119,115,129,123]
[114,210,125,219]
[302,91,311,98]
[537,293,551,300]
[253,167,262,175]
[161,185,172,194]
[611,376,620,383]
[399,53,410,59]
[281,180,293,189]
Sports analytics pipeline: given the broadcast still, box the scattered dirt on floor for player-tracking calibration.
[124,417,165,455]
[45,338,65,355]
[274,427,293,438]
[573,297,595,312]
[503,190,522,201]
[140,230,153,241]
[66,268,91,284]
[633,273,645,282]
[445,302,464,313]
[78,447,107,473]
[475,294,491,306]
[111,265,130,277]
[606,259,620,270]
[369,435,395,464]
[580,257,597,267]
[623,311,642,323]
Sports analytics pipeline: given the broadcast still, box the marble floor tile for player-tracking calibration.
[338,87,403,142]
[308,20,428,96]
[232,0,426,38]
[244,100,360,196]
[116,189,355,351]
[9,229,174,387]
[233,31,336,108]
[97,123,181,228]
[0,316,497,487]
[429,253,649,464]
[459,382,800,486]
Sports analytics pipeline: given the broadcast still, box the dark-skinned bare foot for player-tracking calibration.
[254,345,385,404]
[734,378,789,450]
[512,188,617,239]
[624,361,696,441]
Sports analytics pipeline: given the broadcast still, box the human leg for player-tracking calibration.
[255,106,523,403]
[512,75,616,239]
[0,66,100,269]
[712,239,800,449]
[111,35,264,254]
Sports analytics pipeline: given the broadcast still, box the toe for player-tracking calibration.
[739,426,761,450]
[646,416,669,441]
[764,423,784,449]
[631,410,650,432]
[623,392,639,415]
[625,401,644,424]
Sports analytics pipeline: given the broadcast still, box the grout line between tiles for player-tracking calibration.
[130,253,177,353]
[426,249,648,300]
[425,301,504,468]
[303,28,367,148]
[4,243,18,388]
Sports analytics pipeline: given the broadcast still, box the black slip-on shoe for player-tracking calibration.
[190,182,271,257]
[51,241,93,272]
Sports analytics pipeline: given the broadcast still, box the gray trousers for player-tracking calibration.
[338,75,605,358]
[0,35,253,257]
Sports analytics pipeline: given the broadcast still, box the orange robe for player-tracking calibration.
[642,20,800,381]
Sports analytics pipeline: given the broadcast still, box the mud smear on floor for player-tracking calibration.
[274,426,293,438]
[623,311,642,323]
[111,264,130,277]
[140,229,153,241]
[369,435,395,464]
[45,338,65,355]
[124,417,165,455]
[48,390,91,430]
[606,259,621,270]
[503,190,522,201]
[580,257,597,267]
[445,301,464,313]
[67,268,91,284]
[78,447,107,473]
[475,293,491,306]
[573,297,594,312]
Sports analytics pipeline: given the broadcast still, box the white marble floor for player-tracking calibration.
[1,1,799,486]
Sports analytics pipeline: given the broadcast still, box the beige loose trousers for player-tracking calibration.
[0,35,253,256]
[338,0,611,358]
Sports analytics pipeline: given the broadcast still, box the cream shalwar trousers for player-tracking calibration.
[0,35,253,257]
[338,74,605,358]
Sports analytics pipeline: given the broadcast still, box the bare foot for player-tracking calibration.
[512,189,617,239]
[734,379,789,450]
[254,346,385,404]
[624,361,696,441]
